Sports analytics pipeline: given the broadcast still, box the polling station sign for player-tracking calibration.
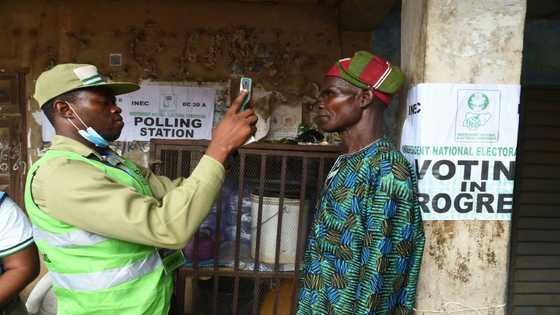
[117,83,215,141]
[401,83,520,220]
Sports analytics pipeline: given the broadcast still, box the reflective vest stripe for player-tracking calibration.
[49,250,162,292]
[32,226,108,247]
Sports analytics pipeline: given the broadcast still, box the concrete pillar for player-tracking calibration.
[400,0,526,314]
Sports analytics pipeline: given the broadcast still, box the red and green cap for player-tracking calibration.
[326,51,404,105]
[33,63,140,108]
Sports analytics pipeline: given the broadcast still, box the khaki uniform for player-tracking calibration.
[31,135,224,249]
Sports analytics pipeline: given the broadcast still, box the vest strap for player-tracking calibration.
[32,226,108,247]
[49,250,162,292]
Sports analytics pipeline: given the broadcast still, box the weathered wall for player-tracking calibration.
[401,0,427,86]
[401,0,526,314]
[0,0,371,166]
[423,0,525,84]
[395,0,427,145]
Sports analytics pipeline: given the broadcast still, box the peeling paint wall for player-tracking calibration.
[0,0,372,165]
[420,222,511,314]
[424,0,525,84]
[396,0,428,145]
[401,0,526,314]
[401,0,427,86]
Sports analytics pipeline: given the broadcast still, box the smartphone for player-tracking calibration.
[239,77,252,111]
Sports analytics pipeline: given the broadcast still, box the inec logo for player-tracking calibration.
[463,92,491,130]
[160,94,177,113]
[467,92,489,111]
[455,89,500,143]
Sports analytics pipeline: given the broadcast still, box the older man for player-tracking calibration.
[26,64,257,315]
[297,51,425,315]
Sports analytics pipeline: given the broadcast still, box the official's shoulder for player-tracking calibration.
[33,154,103,186]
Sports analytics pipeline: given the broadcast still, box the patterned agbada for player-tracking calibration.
[297,137,425,315]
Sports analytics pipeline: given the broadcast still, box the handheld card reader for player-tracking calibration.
[239,77,255,145]
[240,77,252,111]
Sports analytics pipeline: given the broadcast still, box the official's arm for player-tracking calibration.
[32,155,224,249]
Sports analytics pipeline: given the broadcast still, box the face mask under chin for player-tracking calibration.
[77,127,110,148]
[65,102,110,148]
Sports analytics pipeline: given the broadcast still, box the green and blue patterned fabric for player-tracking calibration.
[297,137,425,315]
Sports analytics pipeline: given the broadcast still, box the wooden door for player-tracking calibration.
[0,72,26,206]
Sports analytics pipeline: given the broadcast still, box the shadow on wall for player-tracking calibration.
[372,4,401,142]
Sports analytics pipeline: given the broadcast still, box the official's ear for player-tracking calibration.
[358,89,374,108]
[53,100,73,119]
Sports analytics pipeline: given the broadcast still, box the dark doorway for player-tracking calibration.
[507,1,560,313]
[508,86,560,314]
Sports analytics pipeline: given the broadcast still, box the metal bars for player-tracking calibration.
[151,139,341,315]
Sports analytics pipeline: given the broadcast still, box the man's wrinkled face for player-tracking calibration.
[71,88,124,141]
[315,77,362,133]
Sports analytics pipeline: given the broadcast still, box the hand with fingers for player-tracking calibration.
[206,90,258,164]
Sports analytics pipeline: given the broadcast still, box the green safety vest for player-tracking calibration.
[25,150,173,315]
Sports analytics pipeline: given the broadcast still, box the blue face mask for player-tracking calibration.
[77,128,110,148]
[66,103,110,148]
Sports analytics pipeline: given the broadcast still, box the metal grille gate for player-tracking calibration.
[151,139,341,315]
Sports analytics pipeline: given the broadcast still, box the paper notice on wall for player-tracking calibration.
[41,112,55,142]
[41,82,216,142]
[268,103,301,140]
[117,83,215,141]
[401,83,520,220]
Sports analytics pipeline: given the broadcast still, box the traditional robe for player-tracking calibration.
[297,137,425,315]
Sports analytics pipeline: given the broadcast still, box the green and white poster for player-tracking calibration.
[401,83,520,220]
[117,82,216,141]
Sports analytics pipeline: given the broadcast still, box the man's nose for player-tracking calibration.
[111,105,122,114]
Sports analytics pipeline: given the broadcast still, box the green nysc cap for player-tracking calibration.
[33,63,140,108]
